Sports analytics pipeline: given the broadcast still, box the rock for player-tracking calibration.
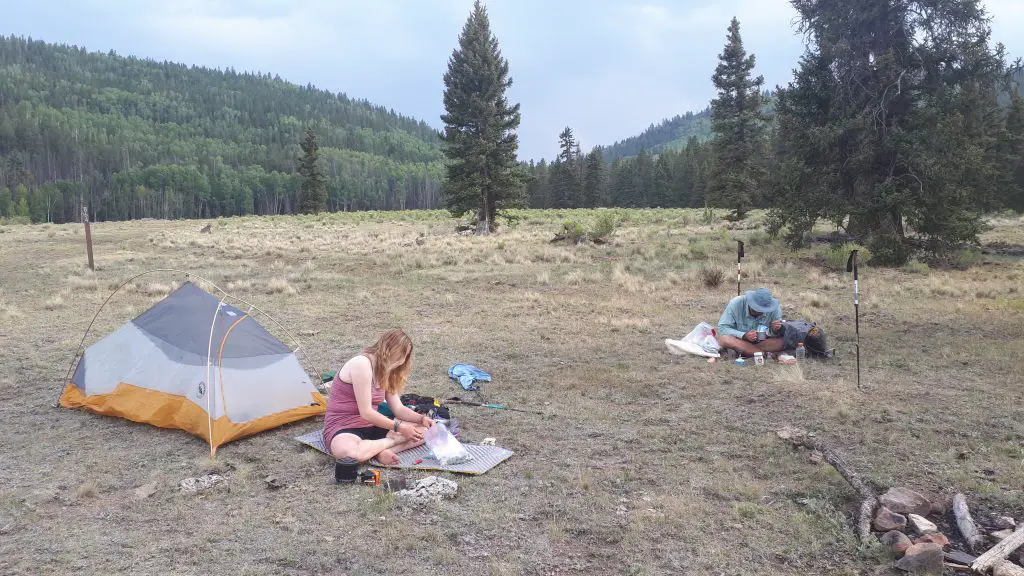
[880,487,932,517]
[263,475,282,490]
[134,482,158,499]
[907,514,938,535]
[808,450,824,465]
[914,533,950,550]
[396,476,458,507]
[875,506,909,532]
[180,474,225,493]
[880,530,913,557]
[991,529,1014,542]
[895,543,944,574]
[929,494,952,516]
[995,516,1016,530]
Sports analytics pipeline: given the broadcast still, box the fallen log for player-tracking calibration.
[974,526,1024,575]
[954,493,988,554]
[776,426,877,543]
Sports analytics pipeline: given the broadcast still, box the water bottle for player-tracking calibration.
[795,342,806,361]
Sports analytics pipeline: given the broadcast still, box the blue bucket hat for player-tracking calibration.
[745,288,779,314]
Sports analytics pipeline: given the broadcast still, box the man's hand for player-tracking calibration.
[770,320,782,332]
[744,330,758,343]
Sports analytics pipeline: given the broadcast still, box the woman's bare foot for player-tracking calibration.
[377,449,400,465]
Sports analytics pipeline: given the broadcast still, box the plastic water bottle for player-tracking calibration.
[795,342,806,361]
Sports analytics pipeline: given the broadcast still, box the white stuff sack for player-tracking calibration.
[665,321,721,358]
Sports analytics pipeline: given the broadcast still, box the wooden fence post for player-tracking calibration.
[82,205,94,271]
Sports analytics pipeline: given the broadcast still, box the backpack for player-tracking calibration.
[779,320,832,358]
[399,393,452,420]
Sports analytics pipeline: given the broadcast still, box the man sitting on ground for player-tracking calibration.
[717,287,785,357]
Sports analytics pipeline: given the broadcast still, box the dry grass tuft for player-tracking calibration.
[775,363,805,384]
[612,264,644,293]
[67,270,99,291]
[198,457,228,474]
[75,481,97,499]
[0,290,23,319]
[140,282,173,297]
[266,277,297,296]
[44,292,67,311]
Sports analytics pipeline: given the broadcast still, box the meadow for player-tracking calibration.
[0,208,1022,575]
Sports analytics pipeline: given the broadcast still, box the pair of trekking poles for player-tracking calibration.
[736,240,861,389]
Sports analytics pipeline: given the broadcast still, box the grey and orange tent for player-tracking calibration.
[59,280,326,455]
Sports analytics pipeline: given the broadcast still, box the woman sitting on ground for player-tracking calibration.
[323,329,433,482]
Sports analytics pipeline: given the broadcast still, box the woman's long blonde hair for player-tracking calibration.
[363,329,413,395]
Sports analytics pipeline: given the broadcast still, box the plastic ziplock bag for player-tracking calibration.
[683,321,721,353]
[423,421,473,466]
[665,321,721,358]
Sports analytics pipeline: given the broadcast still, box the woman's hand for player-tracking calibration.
[397,421,424,442]
[420,415,435,428]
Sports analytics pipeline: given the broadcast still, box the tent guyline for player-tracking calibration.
[58,273,328,455]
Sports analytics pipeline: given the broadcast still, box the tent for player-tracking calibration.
[59,281,326,454]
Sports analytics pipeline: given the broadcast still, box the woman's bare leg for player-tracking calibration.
[330,433,399,463]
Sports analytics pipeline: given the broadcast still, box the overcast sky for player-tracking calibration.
[3,0,1023,161]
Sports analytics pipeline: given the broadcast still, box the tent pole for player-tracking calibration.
[204,297,228,457]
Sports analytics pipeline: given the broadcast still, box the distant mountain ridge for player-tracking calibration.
[0,34,445,222]
[596,108,711,162]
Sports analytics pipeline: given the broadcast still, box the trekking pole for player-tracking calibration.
[846,249,861,389]
[736,240,745,296]
[445,397,545,416]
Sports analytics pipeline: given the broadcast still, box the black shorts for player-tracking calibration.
[331,427,388,442]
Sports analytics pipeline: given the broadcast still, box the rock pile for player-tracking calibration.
[396,476,458,507]
[872,487,1021,575]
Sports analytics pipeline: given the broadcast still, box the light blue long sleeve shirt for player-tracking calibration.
[717,294,781,339]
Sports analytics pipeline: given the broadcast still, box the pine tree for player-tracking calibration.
[652,154,673,208]
[0,187,10,217]
[297,126,327,214]
[770,0,1011,262]
[1001,90,1024,212]
[708,17,765,220]
[440,0,522,233]
[550,126,580,208]
[582,148,605,208]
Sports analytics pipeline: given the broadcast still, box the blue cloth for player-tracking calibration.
[717,294,781,339]
[448,364,492,391]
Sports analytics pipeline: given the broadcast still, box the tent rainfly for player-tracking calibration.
[59,281,326,455]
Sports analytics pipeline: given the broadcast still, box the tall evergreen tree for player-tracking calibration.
[1000,90,1024,212]
[440,0,522,233]
[550,126,580,208]
[582,148,605,208]
[297,126,327,214]
[770,0,1011,262]
[708,17,765,220]
[0,186,10,217]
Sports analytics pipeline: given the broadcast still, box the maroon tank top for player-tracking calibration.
[322,355,386,447]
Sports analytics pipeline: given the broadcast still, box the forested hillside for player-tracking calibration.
[597,109,711,162]
[0,36,445,223]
